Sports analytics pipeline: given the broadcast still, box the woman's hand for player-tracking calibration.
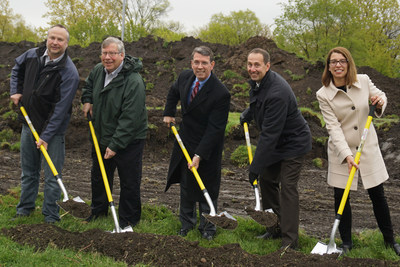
[346,155,359,173]
[370,95,384,109]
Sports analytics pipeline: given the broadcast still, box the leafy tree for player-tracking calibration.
[44,0,183,45]
[44,0,121,46]
[197,9,271,45]
[274,0,400,78]
[0,0,40,42]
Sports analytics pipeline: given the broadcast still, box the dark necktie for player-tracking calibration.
[190,81,200,102]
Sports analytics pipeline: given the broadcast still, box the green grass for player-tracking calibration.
[1,187,400,266]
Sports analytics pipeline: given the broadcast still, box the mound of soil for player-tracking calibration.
[0,36,400,266]
[2,224,397,266]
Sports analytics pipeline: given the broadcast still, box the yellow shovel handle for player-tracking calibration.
[170,124,206,191]
[87,115,114,203]
[243,122,257,186]
[20,106,59,176]
[337,111,374,215]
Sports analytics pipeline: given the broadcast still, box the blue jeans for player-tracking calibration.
[17,124,65,222]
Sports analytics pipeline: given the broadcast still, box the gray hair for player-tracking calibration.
[48,24,70,42]
[191,46,214,62]
[248,48,270,64]
[102,37,125,54]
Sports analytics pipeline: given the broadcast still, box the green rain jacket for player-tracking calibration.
[81,55,147,151]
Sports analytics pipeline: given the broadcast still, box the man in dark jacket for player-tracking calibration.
[10,24,79,223]
[241,48,312,249]
[163,46,231,240]
[81,37,147,231]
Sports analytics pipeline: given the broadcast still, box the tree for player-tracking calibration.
[274,0,400,77]
[44,0,182,45]
[44,0,122,46]
[0,0,40,42]
[197,10,271,45]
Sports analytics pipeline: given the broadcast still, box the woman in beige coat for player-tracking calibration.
[316,47,399,255]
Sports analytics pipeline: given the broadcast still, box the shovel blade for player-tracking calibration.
[109,225,134,233]
[202,211,238,230]
[311,241,342,255]
[72,196,85,203]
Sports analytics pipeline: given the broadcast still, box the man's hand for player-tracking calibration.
[10,94,22,106]
[249,172,259,186]
[163,116,175,127]
[240,108,252,126]
[188,154,201,170]
[82,103,92,117]
[104,147,116,159]
[36,139,48,150]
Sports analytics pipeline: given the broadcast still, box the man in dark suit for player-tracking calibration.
[240,48,312,249]
[163,46,231,240]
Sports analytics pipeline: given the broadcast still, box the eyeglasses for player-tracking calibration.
[329,59,348,66]
[101,51,121,57]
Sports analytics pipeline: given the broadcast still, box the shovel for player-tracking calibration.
[311,104,376,255]
[243,122,278,227]
[19,105,90,219]
[170,123,237,230]
[87,113,132,233]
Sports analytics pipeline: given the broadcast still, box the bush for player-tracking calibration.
[312,158,323,169]
[230,144,256,167]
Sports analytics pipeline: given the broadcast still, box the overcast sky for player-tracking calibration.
[10,0,288,33]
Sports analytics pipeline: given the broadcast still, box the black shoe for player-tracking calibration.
[10,213,30,221]
[257,228,281,239]
[339,243,353,254]
[201,231,215,241]
[178,228,191,237]
[385,242,400,256]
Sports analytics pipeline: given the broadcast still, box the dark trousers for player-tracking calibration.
[90,140,145,228]
[334,183,395,245]
[179,161,217,234]
[259,155,304,247]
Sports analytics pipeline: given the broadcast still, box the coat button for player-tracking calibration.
[354,126,358,130]
[351,106,355,110]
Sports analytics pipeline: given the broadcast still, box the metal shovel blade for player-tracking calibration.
[57,198,91,219]
[245,207,278,228]
[109,225,134,233]
[203,211,238,230]
[311,219,343,255]
[311,241,342,255]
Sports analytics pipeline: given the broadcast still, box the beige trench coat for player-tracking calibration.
[316,74,388,190]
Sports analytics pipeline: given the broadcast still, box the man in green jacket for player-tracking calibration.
[81,36,147,230]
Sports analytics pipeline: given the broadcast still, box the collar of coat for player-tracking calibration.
[325,77,361,101]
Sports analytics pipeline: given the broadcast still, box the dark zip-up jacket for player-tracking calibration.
[10,46,79,143]
[81,56,147,152]
[242,70,312,174]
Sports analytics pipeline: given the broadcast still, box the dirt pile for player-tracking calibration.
[2,224,397,266]
[0,36,400,266]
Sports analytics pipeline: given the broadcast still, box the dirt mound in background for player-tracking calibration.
[0,36,400,266]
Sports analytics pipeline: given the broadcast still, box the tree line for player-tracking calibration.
[1,0,399,78]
